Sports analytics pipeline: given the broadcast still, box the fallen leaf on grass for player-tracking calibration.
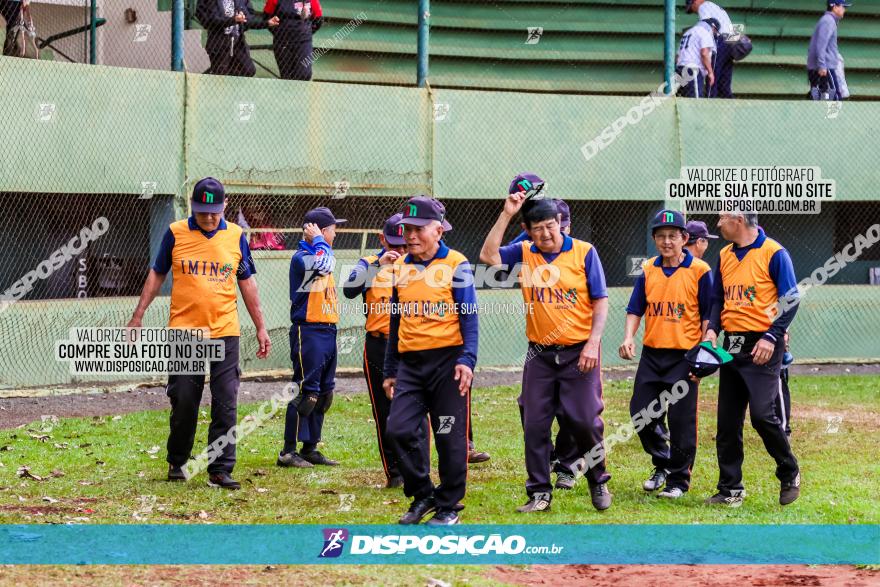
[255,488,269,493]
[319,489,337,495]
[383,499,400,505]
[0,446,13,452]
[50,470,64,478]
[252,469,268,477]
[111,416,122,421]
[53,443,69,450]
[16,466,43,481]
[77,481,93,486]
[27,433,50,442]
[146,446,160,455]
[41,496,58,504]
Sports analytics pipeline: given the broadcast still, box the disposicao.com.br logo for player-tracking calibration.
[319,528,563,557]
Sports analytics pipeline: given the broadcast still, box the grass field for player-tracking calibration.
[1,374,877,526]
[0,374,877,585]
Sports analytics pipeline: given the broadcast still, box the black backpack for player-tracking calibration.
[730,35,753,61]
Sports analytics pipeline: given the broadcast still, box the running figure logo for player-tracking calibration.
[319,528,349,558]
[436,416,456,434]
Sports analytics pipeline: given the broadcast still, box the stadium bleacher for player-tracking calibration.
[163,0,880,98]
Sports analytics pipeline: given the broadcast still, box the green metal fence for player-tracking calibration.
[1,58,878,391]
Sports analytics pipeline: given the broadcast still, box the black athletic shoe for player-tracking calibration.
[516,494,552,513]
[426,509,460,525]
[301,450,339,466]
[168,464,186,482]
[555,472,576,490]
[207,472,241,490]
[780,473,801,506]
[706,491,745,507]
[643,468,668,491]
[276,452,314,468]
[399,496,437,525]
[590,483,612,511]
[385,475,404,489]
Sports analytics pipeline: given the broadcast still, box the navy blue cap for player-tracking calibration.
[651,209,687,232]
[555,199,571,228]
[509,173,546,200]
[828,0,852,6]
[191,177,225,214]
[686,220,719,243]
[400,196,453,231]
[703,17,721,32]
[304,207,347,229]
[383,213,406,246]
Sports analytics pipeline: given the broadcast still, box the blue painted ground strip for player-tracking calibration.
[1,525,877,565]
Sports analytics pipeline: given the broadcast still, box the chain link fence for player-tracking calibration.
[2,1,879,391]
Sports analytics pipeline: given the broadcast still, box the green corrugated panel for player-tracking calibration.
[183,74,433,197]
[676,99,880,201]
[431,89,680,201]
[0,59,185,195]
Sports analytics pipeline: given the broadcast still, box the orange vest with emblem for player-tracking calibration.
[719,238,783,332]
[168,219,243,338]
[642,256,711,350]
[519,238,596,346]
[393,250,466,353]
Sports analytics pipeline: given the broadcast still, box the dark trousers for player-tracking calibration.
[677,65,707,99]
[630,347,699,491]
[1,0,22,57]
[521,342,610,496]
[518,394,579,473]
[777,368,792,436]
[363,333,430,480]
[273,23,313,80]
[386,346,469,510]
[717,333,799,495]
[284,323,337,447]
[710,39,735,98]
[166,336,241,474]
[205,34,257,77]
[808,68,841,101]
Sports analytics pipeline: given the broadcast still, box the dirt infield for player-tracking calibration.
[490,565,879,586]
[0,565,875,586]
[1,363,877,430]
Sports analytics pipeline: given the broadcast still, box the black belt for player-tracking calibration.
[531,340,586,352]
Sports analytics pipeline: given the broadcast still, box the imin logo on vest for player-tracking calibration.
[646,301,685,320]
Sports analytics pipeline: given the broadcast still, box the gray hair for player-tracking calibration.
[728,212,759,227]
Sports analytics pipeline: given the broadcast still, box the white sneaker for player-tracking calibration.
[658,487,685,499]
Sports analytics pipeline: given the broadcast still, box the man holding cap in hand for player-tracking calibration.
[705,212,801,507]
[278,206,345,468]
[619,210,713,500]
[384,196,479,525]
[128,177,272,490]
